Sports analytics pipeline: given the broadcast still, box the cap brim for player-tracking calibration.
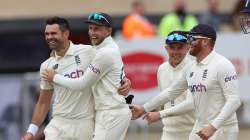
[166,41,186,45]
[241,8,250,13]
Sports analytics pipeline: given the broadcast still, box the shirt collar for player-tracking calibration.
[55,41,74,59]
[95,36,113,49]
[198,51,215,65]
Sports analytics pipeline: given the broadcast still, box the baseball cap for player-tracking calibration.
[189,24,217,42]
[86,12,112,27]
[165,31,188,45]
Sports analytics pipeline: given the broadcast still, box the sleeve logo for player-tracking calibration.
[89,64,100,74]
[224,75,237,82]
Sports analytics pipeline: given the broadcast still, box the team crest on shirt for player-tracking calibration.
[202,69,208,80]
[189,72,194,78]
[53,64,59,70]
[75,55,81,65]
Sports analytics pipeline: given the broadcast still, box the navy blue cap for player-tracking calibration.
[86,12,112,27]
[190,24,217,42]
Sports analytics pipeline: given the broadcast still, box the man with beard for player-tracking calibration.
[143,31,195,140]
[132,24,241,140]
[22,17,131,140]
[42,13,132,140]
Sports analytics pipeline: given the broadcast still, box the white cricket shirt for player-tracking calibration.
[40,42,95,120]
[144,51,241,129]
[157,56,195,132]
[53,36,128,111]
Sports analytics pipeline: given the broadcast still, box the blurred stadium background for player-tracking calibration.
[0,0,250,140]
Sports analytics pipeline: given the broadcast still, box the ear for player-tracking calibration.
[201,39,209,47]
[107,27,112,35]
[64,30,70,38]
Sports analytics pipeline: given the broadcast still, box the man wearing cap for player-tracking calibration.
[132,24,241,140]
[42,12,132,140]
[22,16,131,140]
[142,31,195,140]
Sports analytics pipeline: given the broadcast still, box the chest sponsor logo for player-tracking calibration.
[64,69,84,78]
[189,83,207,92]
[224,75,237,82]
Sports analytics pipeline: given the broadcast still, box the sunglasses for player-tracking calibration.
[165,33,188,44]
[187,35,211,42]
[88,12,110,25]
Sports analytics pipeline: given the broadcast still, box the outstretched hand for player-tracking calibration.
[143,112,161,124]
[41,69,56,82]
[130,105,146,120]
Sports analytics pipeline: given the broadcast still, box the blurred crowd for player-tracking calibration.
[121,0,246,40]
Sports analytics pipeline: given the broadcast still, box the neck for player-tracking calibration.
[196,48,212,63]
[55,40,70,57]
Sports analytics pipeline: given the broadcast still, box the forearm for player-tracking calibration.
[31,101,50,126]
[143,87,185,112]
[31,90,52,127]
[211,95,241,129]
[159,99,194,118]
[53,69,98,91]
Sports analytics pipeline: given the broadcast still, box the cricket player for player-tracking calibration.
[22,17,131,140]
[143,31,195,140]
[132,24,241,140]
[43,12,132,140]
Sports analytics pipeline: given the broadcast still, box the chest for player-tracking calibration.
[186,65,218,93]
[48,55,92,79]
[159,67,184,90]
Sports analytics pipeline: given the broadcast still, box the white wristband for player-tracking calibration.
[27,123,39,136]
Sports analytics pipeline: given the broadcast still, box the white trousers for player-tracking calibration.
[189,123,239,140]
[161,130,190,140]
[93,107,132,140]
[44,117,94,140]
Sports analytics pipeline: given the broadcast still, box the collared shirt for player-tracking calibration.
[144,51,241,129]
[157,56,195,132]
[40,42,95,119]
[54,36,128,111]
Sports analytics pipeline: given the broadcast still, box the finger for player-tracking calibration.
[142,114,148,120]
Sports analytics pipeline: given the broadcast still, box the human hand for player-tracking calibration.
[118,78,131,96]
[21,132,34,140]
[143,112,161,124]
[196,124,216,140]
[41,69,56,82]
[130,105,146,120]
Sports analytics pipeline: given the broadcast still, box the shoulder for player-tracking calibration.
[158,62,169,71]
[214,53,236,72]
[40,57,54,68]
[73,43,95,56]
